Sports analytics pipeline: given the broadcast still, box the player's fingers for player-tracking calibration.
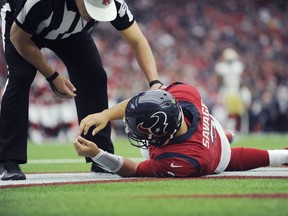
[79,119,87,134]
[79,120,91,135]
[73,140,83,154]
[74,137,87,152]
[82,124,90,135]
[77,136,89,146]
[92,126,101,136]
[73,142,80,150]
[81,137,95,148]
[85,120,99,136]
[74,136,83,146]
[84,121,96,135]
[74,144,86,157]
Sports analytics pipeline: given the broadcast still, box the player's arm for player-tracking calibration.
[120,21,162,89]
[80,98,130,135]
[10,22,76,98]
[74,136,139,177]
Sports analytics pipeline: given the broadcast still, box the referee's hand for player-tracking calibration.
[49,75,77,99]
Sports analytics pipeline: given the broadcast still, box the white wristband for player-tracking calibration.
[91,150,124,173]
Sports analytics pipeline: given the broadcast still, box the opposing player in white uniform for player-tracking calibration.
[214,48,246,132]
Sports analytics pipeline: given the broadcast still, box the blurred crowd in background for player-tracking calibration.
[0,0,287,142]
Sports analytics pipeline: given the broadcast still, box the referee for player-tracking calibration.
[0,0,161,180]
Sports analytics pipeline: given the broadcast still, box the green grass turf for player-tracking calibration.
[22,133,288,173]
[1,179,287,216]
[0,134,288,216]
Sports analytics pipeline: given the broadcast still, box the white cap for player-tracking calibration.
[84,0,117,22]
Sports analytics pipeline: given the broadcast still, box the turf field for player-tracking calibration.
[0,134,288,216]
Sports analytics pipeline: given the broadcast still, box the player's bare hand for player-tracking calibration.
[73,136,100,158]
[50,75,76,99]
[79,112,109,136]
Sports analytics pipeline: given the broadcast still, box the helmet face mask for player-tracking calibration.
[124,90,182,149]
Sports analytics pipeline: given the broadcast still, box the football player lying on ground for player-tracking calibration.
[73,82,288,177]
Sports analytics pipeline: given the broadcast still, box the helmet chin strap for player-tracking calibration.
[162,138,170,146]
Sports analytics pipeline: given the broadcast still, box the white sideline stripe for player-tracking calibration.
[0,167,288,188]
[28,157,143,164]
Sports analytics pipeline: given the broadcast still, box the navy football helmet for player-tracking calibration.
[124,89,182,149]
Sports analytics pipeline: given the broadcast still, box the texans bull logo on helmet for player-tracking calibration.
[136,111,168,138]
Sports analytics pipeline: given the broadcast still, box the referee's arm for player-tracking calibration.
[10,22,76,98]
[10,22,54,78]
[120,21,160,88]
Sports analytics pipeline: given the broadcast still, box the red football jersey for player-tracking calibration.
[136,82,224,177]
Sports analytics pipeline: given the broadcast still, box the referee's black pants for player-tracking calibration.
[0,30,114,164]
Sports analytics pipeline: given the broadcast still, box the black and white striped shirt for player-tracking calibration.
[4,0,134,40]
